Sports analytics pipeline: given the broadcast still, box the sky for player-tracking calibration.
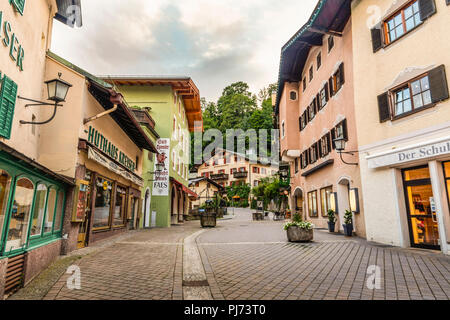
[51,0,317,102]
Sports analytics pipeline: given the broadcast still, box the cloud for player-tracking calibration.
[51,0,317,102]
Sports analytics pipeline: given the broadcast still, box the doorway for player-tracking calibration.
[143,189,150,228]
[403,166,440,250]
[293,188,304,220]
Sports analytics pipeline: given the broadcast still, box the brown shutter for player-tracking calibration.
[307,106,311,122]
[331,128,336,149]
[318,139,323,158]
[315,142,320,160]
[324,84,329,103]
[371,26,383,53]
[326,133,331,154]
[316,94,320,111]
[342,119,348,141]
[428,64,449,103]
[377,92,391,123]
[339,63,345,85]
[299,116,302,131]
[329,77,334,97]
[418,0,437,21]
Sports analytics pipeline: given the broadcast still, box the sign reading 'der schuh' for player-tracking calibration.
[367,137,450,169]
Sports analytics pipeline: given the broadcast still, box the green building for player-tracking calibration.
[103,77,203,227]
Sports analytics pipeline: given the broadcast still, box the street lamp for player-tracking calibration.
[19,73,72,125]
[333,137,358,166]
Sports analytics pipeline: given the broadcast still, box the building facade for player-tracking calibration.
[189,177,224,208]
[351,0,450,254]
[197,149,278,189]
[275,0,365,234]
[104,77,202,227]
[0,0,82,297]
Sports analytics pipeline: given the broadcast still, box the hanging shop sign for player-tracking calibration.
[153,138,170,196]
[87,126,136,172]
[0,11,25,71]
[88,146,144,187]
[367,136,450,169]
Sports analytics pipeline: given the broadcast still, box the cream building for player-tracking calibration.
[352,0,450,254]
[189,177,224,208]
[197,149,278,188]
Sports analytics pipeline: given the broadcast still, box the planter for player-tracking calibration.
[343,223,353,237]
[201,214,217,228]
[328,222,336,233]
[286,226,313,243]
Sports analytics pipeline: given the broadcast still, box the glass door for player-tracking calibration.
[403,166,440,250]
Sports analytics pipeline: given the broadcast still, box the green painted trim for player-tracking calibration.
[27,236,61,252]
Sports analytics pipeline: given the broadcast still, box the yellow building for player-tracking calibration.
[351,0,450,254]
[189,177,224,208]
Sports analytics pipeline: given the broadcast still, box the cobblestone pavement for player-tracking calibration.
[197,208,450,300]
[16,208,450,300]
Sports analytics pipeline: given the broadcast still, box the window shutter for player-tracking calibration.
[329,77,334,97]
[0,75,18,139]
[377,92,391,123]
[299,116,302,131]
[10,0,26,15]
[331,128,336,149]
[418,0,437,21]
[306,106,311,122]
[324,84,329,103]
[316,94,320,110]
[371,25,383,53]
[318,140,323,158]
[428,64,449,103]
[342,119,348,141]
[326,133,331,154]
[315,142,320,160]
[339,63,345,85]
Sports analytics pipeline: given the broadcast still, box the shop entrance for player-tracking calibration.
[403,166,440,250]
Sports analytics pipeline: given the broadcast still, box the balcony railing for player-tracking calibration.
[233,171,248,179]
[210,173,229,181]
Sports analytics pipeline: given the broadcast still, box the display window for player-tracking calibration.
[94,177,113,230]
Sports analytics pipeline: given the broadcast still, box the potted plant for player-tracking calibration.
[283,214,314,242]
[327,209,337,232]
[343,210,353,236]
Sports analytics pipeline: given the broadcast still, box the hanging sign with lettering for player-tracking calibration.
[153,139,170,196]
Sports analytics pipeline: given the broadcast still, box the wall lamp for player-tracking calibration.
[333,137,359,166]
[147,162,165,181]
[19,73,72,125]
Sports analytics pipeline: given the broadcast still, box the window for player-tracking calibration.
[328,36,334,52]
[44,188,57,234]
[114,185,127,226]
[393,75,432,117]
[0,75,18,139]
[31,184,47,236]
[309,66,314,82]
[308,101,316,121]
[309,143,319,164]
[294,158,299,174]
[94,177,112,229]
[252,167,260,174]
[290,91,297,101]
[319,85,328,109]
[234,155,238,162]
[320,186,333,217]
[330,63,345,96]
[300,111,308,131]
[239,167,246,172]
[317,52,322,70]
[308,191,318,217]
[384,1,421,44]
[53,190,64,232]
[282,121,285,138]
[303,77,307,92]
[261,168,266,175]
[5,178,34,252]
[301,150,309,169]
[0,170,12,247]
[320,133,331,157]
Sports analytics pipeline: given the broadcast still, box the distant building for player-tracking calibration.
[189,177,224,208]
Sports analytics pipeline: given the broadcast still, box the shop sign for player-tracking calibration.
[367,138,450,169]
[0,11,25,71]
[153,138,170,196]
[87,126,136,172]
[87,146,143,187]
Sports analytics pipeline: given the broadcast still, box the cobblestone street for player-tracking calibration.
[12,208,450,300]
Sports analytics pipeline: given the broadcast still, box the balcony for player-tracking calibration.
[233,171,248,179]
[210,173,229,181]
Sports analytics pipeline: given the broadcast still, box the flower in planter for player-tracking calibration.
[327,209,337,223]
[344,210,353,225]
[283,221,314,231]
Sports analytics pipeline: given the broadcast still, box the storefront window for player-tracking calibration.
[445,162,450,214]
[53,190,65,232]
[0,170,12,245]
[31,184,47,236]
[404,167,430,181]
[44,188,57,233]
[5,178,34,252]
[308,191,318,218]
[114,186,127,226]
[94,177,112,229]
[320,186,333,217]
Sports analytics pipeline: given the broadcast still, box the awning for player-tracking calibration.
[170,177,198,199]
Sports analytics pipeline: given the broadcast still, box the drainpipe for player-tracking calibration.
[83,90,123,124]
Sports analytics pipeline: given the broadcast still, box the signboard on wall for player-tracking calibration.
[153,138,170,196]
[367,137,450,169]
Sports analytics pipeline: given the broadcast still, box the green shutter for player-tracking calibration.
[10,0,26,15]
[0,75,18,139]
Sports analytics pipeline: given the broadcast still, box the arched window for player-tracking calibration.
[31,184,47,236]
[44,188,57,234]
[5,178,34,252]
[0,170,12,245]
